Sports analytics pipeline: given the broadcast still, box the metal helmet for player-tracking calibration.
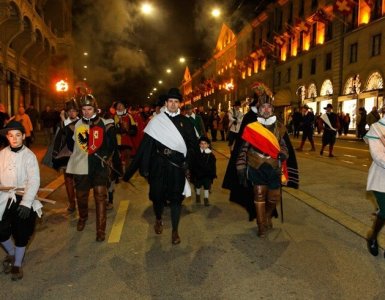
[79,94,98,109]
[65,98,79,112]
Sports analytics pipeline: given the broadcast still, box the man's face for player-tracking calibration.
[68,109,78,119]
[82,106,95,119]
[116,103,125,112]
[259,103,273,118]
[7,130,24,148]
[186,108,193,116]
[166,98,180,113]
[199,140,209,150]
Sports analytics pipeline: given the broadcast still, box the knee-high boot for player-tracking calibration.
[76,190,89,231]
[254,185,267,237]
[266,189,281,229]
[310,139,316,151]
[329,144,334,157]
[64,173,76,212]
[94,186,107,242]
[367,216,385,256]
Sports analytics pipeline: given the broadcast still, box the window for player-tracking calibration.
[311,0,318,10]
[275,8,283,32]
[311,23,317,47]
[298,32,304,54]
[299,0,304,17]
[276,71,281,86]
[287,38,292,58]
[372,34,381,57]
[325,22,333,42]
[310,58,316,75]
[349,43,357,63]
[259,27,263,46]
[325,52,332,70]
[287,68,291,83]
[288,1,293,24]
[298,63,303,79]
[371,0,383,20]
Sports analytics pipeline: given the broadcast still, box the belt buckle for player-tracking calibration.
[163,148,172,155]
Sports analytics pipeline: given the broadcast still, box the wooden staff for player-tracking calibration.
[0,187,56,204]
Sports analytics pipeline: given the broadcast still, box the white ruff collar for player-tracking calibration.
[257,115,277,126]
[165,108,180,117]
[116,109,127,116]
[200,148,212,154]
[251,107,258,113]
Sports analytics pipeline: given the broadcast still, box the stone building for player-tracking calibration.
[182,0,385,130]
[0,0,73,115]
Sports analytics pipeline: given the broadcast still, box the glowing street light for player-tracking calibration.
[83,52,88,56]
[179,57,186,63]
[211,8,221,18]
[153,87,157,91]
[158,80,163,84]
[166,68,172,74]
[55,80,69,92]
[141,3,153,15]
[83,65,88,69]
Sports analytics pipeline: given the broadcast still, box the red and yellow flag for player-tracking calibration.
[242,121,288,184]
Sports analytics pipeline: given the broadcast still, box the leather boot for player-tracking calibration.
[94,186,107,242]
[254,185,267,237]
[329,145,334,157]
[310,140,316,151]
[367,216,385,256]
[195,193,201,204]
[204,198,210,206]
[296,141,305,151]
[266,189,281,230]
[76,190,89,231]
[64,173,76,212]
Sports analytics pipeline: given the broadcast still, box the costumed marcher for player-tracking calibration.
[51,98,79,213]
[102,111,121,210]
[191,136,216,206]
[123,88,199,245]
[0,120,42,280]
[320,103,339,157]
[113,101,136,172]
[296,105,316,152]
[236,98,291,237]
[227,100,244,149]
[14,107,33,148]
[364,114,385,257]
[66,94,116,242]
[185,104,206,138]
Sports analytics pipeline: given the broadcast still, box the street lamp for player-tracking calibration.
[179,57,186,64]
[141,3,154,15]
[158,80,163,84]
[211,8,221,18]
[166,68,172,74]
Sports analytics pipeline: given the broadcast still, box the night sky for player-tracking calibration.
[72,0,269,107]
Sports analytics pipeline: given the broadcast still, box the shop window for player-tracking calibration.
[298,63,303,79]
[366,72,384,91]
[308,83,318,98]
[287,68,291,83]
[310,58,316,75]
[325,52,332,70]
[349,43,358,63]
[320,79,333,96]
[371,34,381,57]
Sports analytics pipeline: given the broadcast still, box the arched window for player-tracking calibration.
[307,83,317,98]
[320,79,333,96]
[365,72,383,91]
[344,75,361,94]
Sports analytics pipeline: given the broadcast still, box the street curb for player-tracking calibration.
[283,187,385,247]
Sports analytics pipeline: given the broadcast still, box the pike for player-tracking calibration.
[0,187,56,204]
[94,153,137,189]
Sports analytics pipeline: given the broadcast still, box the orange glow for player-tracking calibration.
[292,37,297,56]
[261,59,266,70]
[303,33,310,51]
[242,71,246,79]
[55,80,69,92]
[253,61,259,73]
[359,1,371,25]
[281,46,287,61]
[317,23,325,45]
[248,67,252,76]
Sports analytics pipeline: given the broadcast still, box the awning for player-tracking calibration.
[273,89,292,106]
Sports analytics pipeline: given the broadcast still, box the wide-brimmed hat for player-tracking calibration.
[324,103,333,110]
[166,88,183,101]
[0,120,25,135]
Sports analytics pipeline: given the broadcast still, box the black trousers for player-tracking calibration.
[0,197,37,247]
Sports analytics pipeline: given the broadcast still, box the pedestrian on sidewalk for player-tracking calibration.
[292,108,302,138]
[364,114,385,257]
[319,104,339,157]
[123,88,199,245]
[227,100,243,150]
[0,120,42,280]
[66,94,116,242]
[296,105,316,152]
[191,136,216,206]
[366,106,380,128]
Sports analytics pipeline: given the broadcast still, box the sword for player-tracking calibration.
[94,153,137,188]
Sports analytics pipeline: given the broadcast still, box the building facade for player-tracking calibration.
[0,0,73,115]
[182,0,385,129]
